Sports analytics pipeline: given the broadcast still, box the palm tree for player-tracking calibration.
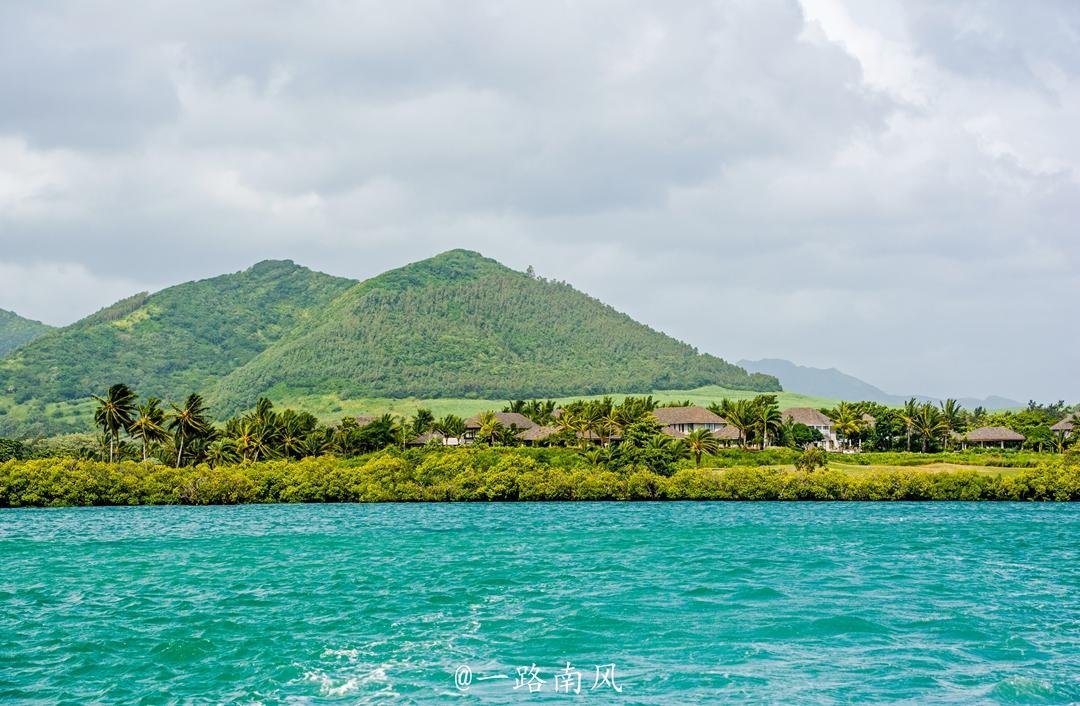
[411,408,435,435]
[828,402,864,451]
[900,398,919,452]
[752,397,782,450]
[234,421,258,462]
[128,397,168,462]
[912,403,946,453]
[720,399,755,449]
[477,411,504,446]
[280,415,309,459]
[168,393,211,467]
[205,438,239,468]
[581,447,610,468]
[685,428,720,467]
[392,415,416,450]
[558,410,591,450]
[939,399,964,450]
[92,384,137,463]
[433,414,465,445]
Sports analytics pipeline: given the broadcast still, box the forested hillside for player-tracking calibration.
[0,261,354,409]
[0,309,52,356]
[210,250,778,413]
[0,251,777,434]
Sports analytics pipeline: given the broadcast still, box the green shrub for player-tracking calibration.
[0,453,1076,507]
[794,447,829,472]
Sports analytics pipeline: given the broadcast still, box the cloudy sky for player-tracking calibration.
[1,1,1077,402]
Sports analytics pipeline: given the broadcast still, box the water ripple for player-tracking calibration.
[0,502,1077,703]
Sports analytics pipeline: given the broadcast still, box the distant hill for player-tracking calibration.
[738,358,1019,409]
[0,251,777,434]
[0,261,355,409]
[211,250,778,413]
[0,309,52,356]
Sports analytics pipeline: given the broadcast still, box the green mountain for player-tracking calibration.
[0,309,52,356]
[0,250,778,434]
[210,250,778,413]
[0,261,355,408]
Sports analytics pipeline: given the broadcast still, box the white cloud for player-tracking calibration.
[0,0,1077,400]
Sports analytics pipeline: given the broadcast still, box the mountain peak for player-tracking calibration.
[362,249,512,292]
[246,259,303,275]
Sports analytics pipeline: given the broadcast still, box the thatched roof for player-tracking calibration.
[464,412,537,430]
[782,407,832,426]
[653,406,726,425]
[355,415,377,426]
[962,426,1025,442]
[407,431,446,446]
[1050,414,1076,432]
[518,425,560,442]
[715,425,742,441]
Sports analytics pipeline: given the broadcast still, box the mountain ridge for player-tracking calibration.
[738,358,1020,410]
[210,249,778,412]
[0,251,778,433]
[0,308,53,357]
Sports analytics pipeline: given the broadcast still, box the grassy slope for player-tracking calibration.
[0,384,835,438]
[0,261,355,437]
[261,384,838,422]
[209,250,779,413]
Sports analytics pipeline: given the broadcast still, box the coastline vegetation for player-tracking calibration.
[0,383,1076,507]
[1,450,1076,507]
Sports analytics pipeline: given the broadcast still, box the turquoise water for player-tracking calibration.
[1,503,1077,704]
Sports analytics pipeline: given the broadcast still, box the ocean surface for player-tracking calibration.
[1,503,1077,705]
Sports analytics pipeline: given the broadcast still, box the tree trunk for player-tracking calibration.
[176,437,185,468]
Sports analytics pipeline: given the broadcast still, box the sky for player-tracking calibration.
[1,1,1077,402]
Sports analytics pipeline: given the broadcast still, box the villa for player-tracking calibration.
[781,407,838,450]
[462,411,537,443]
[1051,414,1076,437]
[652,406,728,435]
[959,426,1025,449]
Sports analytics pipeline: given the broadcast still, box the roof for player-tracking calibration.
[519,425,560,442]
[355,415,377,426]
[715,425,742,441]
[407,431,445,446]
[652,406,726,425]
[782,408,832,426]
[464,412,538,430]
[962,426,1025,442]
[1050,414,1076,432]
[661,425,740,441]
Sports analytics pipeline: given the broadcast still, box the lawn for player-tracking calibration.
[824,461,1027,478]
[269,385,839,423]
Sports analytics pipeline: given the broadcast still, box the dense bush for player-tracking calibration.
[0,438,28,462]
[1,450,1076,507]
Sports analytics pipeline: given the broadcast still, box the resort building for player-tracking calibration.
[462,411,537,443]
[653,406,728,435]
[1051,414,1076,438]
[407,431,460,447]
[959,426,1025,449]
[781,407,838,450]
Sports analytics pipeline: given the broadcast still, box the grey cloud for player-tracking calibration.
[0,0,1076,401]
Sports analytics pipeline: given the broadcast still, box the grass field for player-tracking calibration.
[269,385,840,423]
[819,461,1027,478]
